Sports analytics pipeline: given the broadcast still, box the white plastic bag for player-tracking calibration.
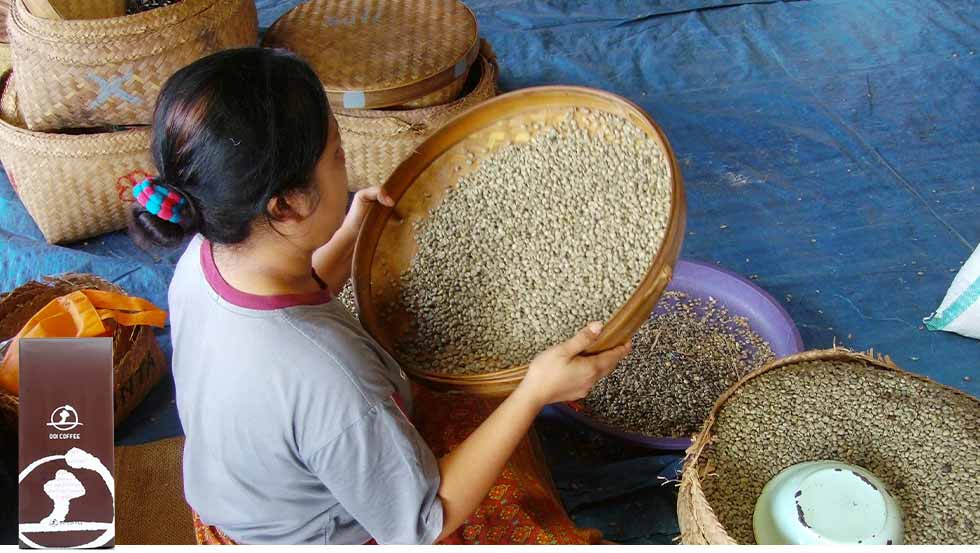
[925,245,980,340]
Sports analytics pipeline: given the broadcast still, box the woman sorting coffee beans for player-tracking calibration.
[129,48,631,545]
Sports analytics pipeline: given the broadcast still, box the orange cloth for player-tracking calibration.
[192,512,237,545]
[0,289,167,393]
[192,386,600,545]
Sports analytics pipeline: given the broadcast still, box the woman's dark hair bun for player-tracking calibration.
[127,182,200,250]
[127,47,330,250]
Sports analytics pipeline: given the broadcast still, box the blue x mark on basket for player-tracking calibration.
[87,71,143,109]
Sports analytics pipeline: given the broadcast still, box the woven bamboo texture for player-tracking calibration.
[677,347,980,545]
[351,86,686,396]
[10,0,257,131]
[0,0,10,41]
[400,69,468,109]
[263,0,479,109]
[42,0,126,19]
[336,49,498,192]
[0,44,10,75]
[0,273,167,429]
[0,70,153,243]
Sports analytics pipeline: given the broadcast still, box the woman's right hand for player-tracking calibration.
[518,322,632,407]
[435,321,631,541]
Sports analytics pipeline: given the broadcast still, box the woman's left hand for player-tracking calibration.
[314,186,395,295]
[342,186,395,233]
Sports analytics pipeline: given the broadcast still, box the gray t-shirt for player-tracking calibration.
[169,236,444,545]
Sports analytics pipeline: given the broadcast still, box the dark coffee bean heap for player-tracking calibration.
[584,291,774,437]
[126,0,181,15]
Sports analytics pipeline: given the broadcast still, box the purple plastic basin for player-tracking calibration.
[545,259,804,450]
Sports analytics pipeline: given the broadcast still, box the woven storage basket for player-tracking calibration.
[0,273,167,427]
[400,70,469,109]
[336,47,498,192]
[9,0,257,131]
[0,70,153,243]
[677,348,980,544]
[262,0,479,110]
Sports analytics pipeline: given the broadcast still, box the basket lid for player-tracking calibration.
[262,0,479,110]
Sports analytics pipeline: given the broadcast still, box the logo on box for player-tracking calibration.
[46,405,82,432]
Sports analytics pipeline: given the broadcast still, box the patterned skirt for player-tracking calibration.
[193,386,601,545]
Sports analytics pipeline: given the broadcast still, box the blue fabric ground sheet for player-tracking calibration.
[0,0,977,544]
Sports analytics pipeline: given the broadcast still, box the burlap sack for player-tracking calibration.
[115,437,194,545]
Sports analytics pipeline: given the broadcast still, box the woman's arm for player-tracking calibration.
[312,223,357,295]
[313,187,393,295]
[434,323,631,542]
[321,188,631,542]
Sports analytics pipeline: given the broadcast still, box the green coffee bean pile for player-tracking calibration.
[396,109,672,374]
[584,291,774,437]
[337,281,356,314]
[700,360,980,544]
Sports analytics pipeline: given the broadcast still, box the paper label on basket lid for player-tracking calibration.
[342,91,366,110]
[262,0,480,109]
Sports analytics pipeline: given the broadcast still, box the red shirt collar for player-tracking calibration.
[199,239,333,310]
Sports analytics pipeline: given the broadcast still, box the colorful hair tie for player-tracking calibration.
[132,178,186,224]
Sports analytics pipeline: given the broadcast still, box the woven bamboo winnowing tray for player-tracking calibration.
[263,0,479,110]
[9,0,257,131]
[351,86,687,396]
[677,348,980,545]
[0,70,153,243]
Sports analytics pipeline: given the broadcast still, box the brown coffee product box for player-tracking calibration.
[18,338,114,549]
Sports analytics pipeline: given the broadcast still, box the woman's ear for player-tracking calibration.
[267,188,317,222]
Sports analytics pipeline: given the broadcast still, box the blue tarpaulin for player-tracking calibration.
[1,0,976,544]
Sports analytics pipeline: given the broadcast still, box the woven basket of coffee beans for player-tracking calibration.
[0,273,167,429]
[678,348,980,545]
[352,86,686,396]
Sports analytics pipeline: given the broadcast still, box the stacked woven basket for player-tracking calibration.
[0,0,258,243]
[263,0,498,192]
